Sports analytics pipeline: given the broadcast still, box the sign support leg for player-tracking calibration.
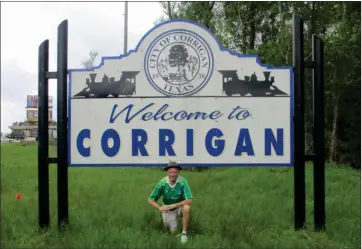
[312,34,326,231]
[38,40,50,229]
[57,20,69,231]
[292,13,306,230]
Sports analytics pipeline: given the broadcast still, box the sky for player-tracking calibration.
[1,1,165,133]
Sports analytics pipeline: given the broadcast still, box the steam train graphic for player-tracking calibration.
[218,70,288,97]
[73,71,139,98]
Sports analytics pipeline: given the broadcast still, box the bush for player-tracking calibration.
[147,166,210,172]
[20,139,57,146]
[20,141,37,146]
[182,167,210,172]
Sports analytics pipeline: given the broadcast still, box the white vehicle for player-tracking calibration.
[1,137,14,143]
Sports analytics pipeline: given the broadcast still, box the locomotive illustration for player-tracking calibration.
[73,71,139,98]
[218,70,288,97]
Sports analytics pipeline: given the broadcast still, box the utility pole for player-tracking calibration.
[124,1,128,54]
[167,1,172,20]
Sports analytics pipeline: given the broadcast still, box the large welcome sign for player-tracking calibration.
[68,20,293,167]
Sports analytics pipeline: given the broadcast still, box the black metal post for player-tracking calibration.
[292,14,306,230]
[57,20,69,230]
[312,34,326,231]
[38,40,50,229]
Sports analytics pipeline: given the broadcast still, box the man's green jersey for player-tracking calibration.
[148,175,193,205]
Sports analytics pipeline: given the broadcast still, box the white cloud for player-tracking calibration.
[1,1,164,133]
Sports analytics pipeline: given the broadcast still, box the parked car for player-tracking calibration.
[1,138,15,143]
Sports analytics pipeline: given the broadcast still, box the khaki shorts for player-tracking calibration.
[162,206,183,232]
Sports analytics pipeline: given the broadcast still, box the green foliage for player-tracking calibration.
[20,140,36,146]
[157,1,361,168]
[20,139,56,147]
[182,167,209,172]
[1,144,360,248]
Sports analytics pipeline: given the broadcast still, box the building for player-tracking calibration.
[8,95,56,140]
[8,122,57,139]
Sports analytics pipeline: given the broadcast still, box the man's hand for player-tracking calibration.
[158,206,168,212]
[158,204,176,212]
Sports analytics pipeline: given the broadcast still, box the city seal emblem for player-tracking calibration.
[144,29,214,96]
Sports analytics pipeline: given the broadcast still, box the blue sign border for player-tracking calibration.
[67,19,294,167]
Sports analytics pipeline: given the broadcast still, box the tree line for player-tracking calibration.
[155,1,360,168]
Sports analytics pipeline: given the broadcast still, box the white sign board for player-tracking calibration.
[68,20,294,167]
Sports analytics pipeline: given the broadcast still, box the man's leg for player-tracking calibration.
[161,211,168,229]
[178,205,191,233]
[178,205,191,243]
[162,211,178,233]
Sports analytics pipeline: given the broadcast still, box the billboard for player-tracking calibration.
[26,110,53,122]
[27,95,54,108]
[68,20,293,167]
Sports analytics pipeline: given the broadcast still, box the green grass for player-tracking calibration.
[1,143,360,249]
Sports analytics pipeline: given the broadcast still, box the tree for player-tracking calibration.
[81,51,99,69]
[9,130,24,139]
[168,45,189,73]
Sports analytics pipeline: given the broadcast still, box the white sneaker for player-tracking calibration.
[180,233,188,244]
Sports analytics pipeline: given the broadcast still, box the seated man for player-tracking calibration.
[147,161,193,244]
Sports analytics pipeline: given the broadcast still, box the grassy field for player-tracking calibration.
[1,143,360,249]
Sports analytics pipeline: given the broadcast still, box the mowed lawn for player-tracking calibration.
[1,143,360,249]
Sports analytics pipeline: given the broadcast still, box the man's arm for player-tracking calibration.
[148,199,162,210]
[147,181,164,210]
[171,199,192,208]
[165,198,192,210]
